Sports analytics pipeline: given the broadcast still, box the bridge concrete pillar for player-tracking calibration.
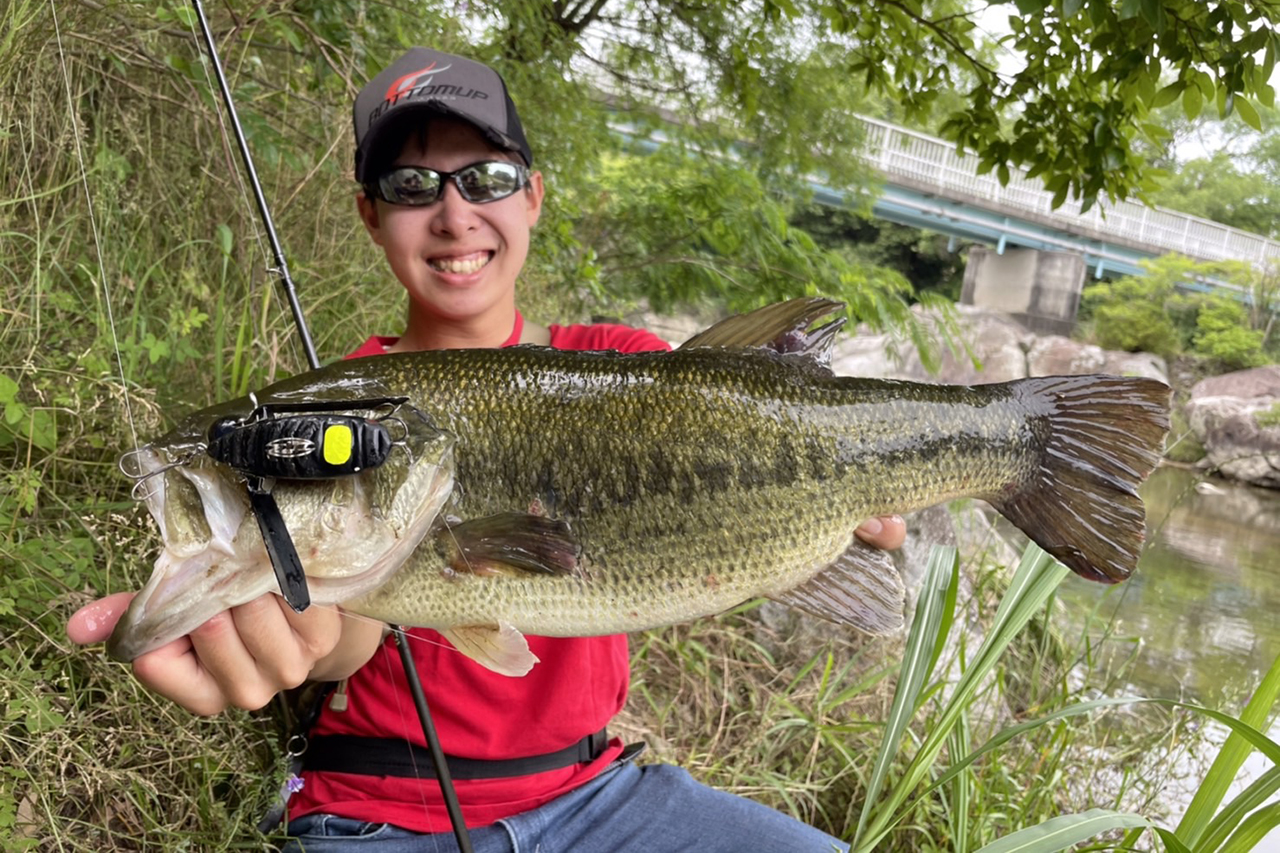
[961,247,1085,335]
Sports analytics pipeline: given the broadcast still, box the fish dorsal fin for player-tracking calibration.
[678,297,846,365]
[440,623,539,676]
[436,512,583,578]
[772,537,905,635]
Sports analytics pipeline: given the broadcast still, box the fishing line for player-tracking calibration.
[175,9,308,376]
[48,0,138,458]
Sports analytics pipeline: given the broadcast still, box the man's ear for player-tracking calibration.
[356,191,384,246]
[524,171,545,228]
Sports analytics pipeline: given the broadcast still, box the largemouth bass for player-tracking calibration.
[109,299,1170,674]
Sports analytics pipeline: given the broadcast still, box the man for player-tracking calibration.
[68,47,905,851]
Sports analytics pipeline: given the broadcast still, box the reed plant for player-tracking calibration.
[3,3,1277,851]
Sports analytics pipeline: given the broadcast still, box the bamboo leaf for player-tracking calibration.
[1196,766,1280,852]
[1217,802,1280,853]
[858,545,1070,850]
[1153,827,1194,853]
[1176,652,1280,846]
[973,809,1152,853]
[853,546,958,847]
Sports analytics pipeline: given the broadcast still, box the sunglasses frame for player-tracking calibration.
[373,160,530,207]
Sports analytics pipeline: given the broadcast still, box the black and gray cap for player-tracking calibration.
[353,47,533,185]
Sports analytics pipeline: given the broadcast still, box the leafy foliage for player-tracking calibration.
[1194,298,1268,371]
[1082,255,1275,367]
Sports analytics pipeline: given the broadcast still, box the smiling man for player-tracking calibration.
[68,47,905,851]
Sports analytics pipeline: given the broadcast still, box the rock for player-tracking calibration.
[1190,365,1280,400]
[1026,336,1107,376]
[1101,351,1169,384]
[1185,367,1280,489]
[832,304,1030,384]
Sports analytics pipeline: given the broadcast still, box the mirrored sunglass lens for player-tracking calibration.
[379,168,442,205]
[458,163,522,201]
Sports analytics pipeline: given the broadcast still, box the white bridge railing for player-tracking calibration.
[856,116,1280,268]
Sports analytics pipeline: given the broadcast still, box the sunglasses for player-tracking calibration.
[374,160,530,206]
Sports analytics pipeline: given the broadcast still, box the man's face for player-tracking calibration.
[358,118,543,333]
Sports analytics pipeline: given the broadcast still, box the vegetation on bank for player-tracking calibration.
[4,0,1280,850]
[1079,256,1279,373]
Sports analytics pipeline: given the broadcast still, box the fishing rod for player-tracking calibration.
[187,4,475,850]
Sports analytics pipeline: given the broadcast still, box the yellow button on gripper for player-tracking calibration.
[323,423,353,466]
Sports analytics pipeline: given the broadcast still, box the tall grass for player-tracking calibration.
[3,3,1277,851]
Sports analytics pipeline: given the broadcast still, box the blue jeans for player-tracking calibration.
[282,758,849,852]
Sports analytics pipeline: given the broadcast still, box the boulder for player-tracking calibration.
[832,304,1030,383]
[1101,351,1170,384]
[1026,336,1107,376]
[1185,366,1280,489]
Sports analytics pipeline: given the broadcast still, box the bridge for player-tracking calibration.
[614,112,1278,332]
[824,116,1280,280]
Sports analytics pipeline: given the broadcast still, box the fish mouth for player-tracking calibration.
[107,411,456,661]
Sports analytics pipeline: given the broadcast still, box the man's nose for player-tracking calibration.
[430,180,479,234]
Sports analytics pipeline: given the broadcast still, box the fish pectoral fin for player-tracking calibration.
[678,297,845,365]
[772,538,905,635]
[436,512,583,578]
[439,624,540,677]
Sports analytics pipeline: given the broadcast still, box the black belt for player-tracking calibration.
[301,728,610,780]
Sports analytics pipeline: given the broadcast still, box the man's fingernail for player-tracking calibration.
[859,518,883,536]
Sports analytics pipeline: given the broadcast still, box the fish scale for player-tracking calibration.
[108,299,1170,675]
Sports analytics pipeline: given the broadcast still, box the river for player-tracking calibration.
[1055,465,1280,847]
[1058,465,1280,706]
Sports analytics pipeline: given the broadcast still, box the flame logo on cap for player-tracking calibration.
[385,62,452,101]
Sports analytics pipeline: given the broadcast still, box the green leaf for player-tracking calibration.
[1150,827,1193,853]
[1176,652,1280,845]
[1198,766,1280,851]
[1152,81,1185,108]
[1119,0,1141,20]
[1062,0,1083,16]
[216,224,233,257]
[27,410,56,452]
[1235,97,1262,131]
[1219,802,1280,853]
[1139,0,1165,32]
[1014,0,1048,13]
[0,375,16,404]
[973,809,1153,853]
[853,547,959,846]
[1183,85,1203,120]
[857,546,1071,851]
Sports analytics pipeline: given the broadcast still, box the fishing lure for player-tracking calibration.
[206,396,413,479]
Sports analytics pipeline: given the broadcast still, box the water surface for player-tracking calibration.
[1057,465,1280,706]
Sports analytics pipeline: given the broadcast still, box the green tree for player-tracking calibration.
[1083,255,1273,366]
[1193,296,1268,369]
[1146,104,1280,237]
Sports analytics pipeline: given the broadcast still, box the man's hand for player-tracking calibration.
[855,515,906,551]
[66,593,378,716]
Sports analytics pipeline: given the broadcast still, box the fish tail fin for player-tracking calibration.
[992,374,1171,584]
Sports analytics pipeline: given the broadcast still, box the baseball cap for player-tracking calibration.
[353,48,533,185]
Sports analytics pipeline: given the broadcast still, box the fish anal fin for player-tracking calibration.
[439,623,540,677]
[772,538,905,635]
[436,512,583,578]
[679,297,845,364]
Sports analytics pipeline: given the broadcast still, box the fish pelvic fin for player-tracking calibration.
[436,512,583,578]
[772,538,905,635]
[994,374,1171,584]
[679,297,846,365]
[440,624,539,676]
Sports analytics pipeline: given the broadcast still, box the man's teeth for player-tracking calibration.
[429,254,489,274]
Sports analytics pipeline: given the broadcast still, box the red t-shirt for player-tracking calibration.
[289,315,670,832]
